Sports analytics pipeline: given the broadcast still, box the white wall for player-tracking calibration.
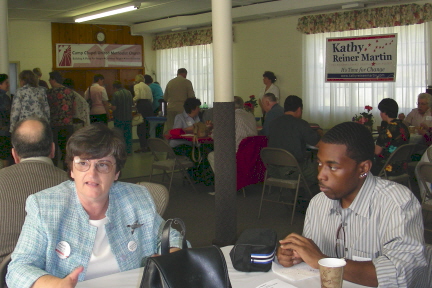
[233,15,302,106]
[8,20,52,86]
[143,34,157,81]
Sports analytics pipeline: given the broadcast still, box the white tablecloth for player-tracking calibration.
[76,246,367,288]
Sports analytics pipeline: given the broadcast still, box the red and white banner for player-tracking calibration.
[56,44,143,68]
[325,34,397,82]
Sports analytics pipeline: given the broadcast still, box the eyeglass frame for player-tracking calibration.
[335,222,346,259]
[73,157,116,174]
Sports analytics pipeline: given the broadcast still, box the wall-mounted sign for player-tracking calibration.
[325,34,397,82]
[56,44,142,68]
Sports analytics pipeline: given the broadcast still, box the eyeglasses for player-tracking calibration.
[73,157,116,174]
[335,222,346,259]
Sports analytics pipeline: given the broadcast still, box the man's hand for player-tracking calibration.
[277,244,303,267]
[398,113,405,120]
[279,233,326,269]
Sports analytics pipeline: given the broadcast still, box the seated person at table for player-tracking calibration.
[234,96,257,151]
[277,122,426,287]
[170,98,202,154]
[399,92,432,128]
[259,92,284,136]
[372,98,410,176]
[6,124,183,288]
[268,95,321,184]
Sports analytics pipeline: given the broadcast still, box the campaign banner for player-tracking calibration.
[56,44,143,68]
[325,34,397,82]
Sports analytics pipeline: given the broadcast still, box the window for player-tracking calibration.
[303,23,428,128]
[156,44,214,106]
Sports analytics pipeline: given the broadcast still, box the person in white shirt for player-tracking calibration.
[398,93,432,128]
[234,96,257,151]
[133,74,154,153]
[258,71,280,116]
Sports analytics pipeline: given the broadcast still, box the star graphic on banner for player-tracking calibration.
[368,43,371,46]
[376,40,379,42]
[373,50,376,52]
[371,62,376,66]
[364,48,367,51]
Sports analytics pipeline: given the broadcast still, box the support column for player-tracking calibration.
[212,0,236,246]
[0,0,9,74]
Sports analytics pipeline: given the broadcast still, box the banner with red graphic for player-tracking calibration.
[325,34,397,82]
[56,44,142,68]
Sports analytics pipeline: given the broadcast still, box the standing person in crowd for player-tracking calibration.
[6,124,183,287]
[133,74,153,153]
[0,74,12,167]
[234,96,257,151]
[163,68,195,132]
[144,74,163,113]
[277,122,426,287]
[259,92,284,136]
[258,71,280,116]
[46,71,76,169]
[32,68,49,90]
[10,70,50,132]
[63,78,90,131]
[373,98,410,176]
[399,93,432,128]
[111,81,133,154]
[144,74,164,138]
[84,74,110,124]
[0,118,68,265]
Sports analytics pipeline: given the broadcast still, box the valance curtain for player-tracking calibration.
[297,3,432,34]
[153,28,213,50]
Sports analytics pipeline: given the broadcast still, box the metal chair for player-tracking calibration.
[258,148,313,225]
[415,162,432,232]
[137,182,169,216]
[0,253,11,288]
[147,138,197,193]
[378,144,416,190]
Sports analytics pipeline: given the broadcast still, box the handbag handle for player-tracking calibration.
[161,218,188,255]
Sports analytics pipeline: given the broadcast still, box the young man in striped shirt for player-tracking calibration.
[277,122,426,287]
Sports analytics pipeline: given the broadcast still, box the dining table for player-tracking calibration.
[76,245,368,288]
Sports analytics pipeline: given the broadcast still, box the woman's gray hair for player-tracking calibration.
[234,96,244,109]
[418,93,432,108]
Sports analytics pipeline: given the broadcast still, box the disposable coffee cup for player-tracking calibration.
[318,258,346,288]
[409,126,416,134]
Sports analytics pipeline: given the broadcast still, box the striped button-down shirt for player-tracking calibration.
[303,174,427,287]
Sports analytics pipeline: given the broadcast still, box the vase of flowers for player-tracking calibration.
[352,105,374,132]
[244,95,258,113]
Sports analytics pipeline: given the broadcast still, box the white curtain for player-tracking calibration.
[156,44,214,107]
[302,23,429,129]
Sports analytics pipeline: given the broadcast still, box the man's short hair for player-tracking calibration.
[418,93,432,108]
[378,98,398,118]
[144,74,153,84]
[177,68,187,75]
[0,74,8,85]
[11,118,53,159]
[263,93,277,103]
[49,71,64,85]
[233,96,244,109]
[113,80,123,89]
[321,122,375,163]
[65,123,127,173]
[93,74,104,83]
[284,95,303,112]
[183,98,201,114]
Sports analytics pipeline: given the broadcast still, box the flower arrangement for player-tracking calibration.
[244,95,258,112]
[352,105,374,127]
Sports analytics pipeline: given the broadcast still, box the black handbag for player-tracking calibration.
[230,228,277,272]
[140,218,232,288]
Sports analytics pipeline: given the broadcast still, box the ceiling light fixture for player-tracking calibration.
[75,3,140,23]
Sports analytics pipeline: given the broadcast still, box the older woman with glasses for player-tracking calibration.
[6,124,182,288]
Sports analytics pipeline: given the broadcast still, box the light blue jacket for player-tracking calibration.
[6,181,182,288]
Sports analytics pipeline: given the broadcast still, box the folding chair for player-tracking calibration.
[378,144,415,190]
[136,182,169,216]
[258,148,313,225]
[415,162,432,232]
[147,138,197,193]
